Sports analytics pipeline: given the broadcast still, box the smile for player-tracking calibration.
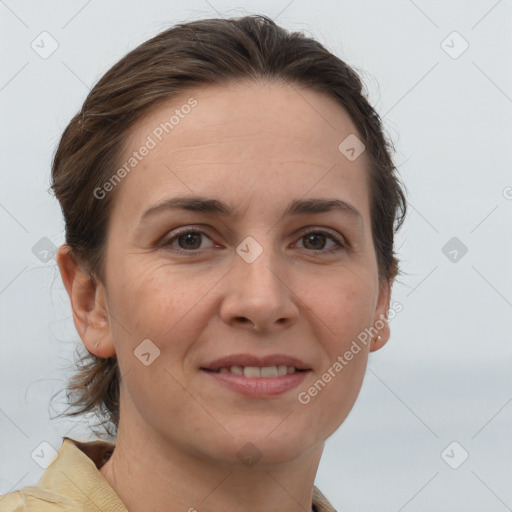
[206,365,305,378]
[200,367,311,397]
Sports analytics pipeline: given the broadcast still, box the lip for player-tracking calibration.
[201,353,311,371]
[201,368,311,397]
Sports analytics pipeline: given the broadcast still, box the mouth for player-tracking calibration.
[199,354,312,397]
[201,353,311,374]
[201,365,308,378]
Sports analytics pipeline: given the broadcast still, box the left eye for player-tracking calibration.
[161,228,345,254]
[296,230,345,253]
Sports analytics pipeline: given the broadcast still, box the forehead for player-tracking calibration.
[127,79,362,155]
[112,80,371,225]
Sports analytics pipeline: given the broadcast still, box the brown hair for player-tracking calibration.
[50,14,407,437]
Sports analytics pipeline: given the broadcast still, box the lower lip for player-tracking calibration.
[200,369,310,397]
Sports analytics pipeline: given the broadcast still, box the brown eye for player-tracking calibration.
[162,229,215,252]
[302,233,328,250]
[296,229,345,254]
[176,232,203,250]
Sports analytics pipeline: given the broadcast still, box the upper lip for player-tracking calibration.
[201,354,311,371]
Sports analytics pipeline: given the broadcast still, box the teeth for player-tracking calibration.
[216,365,298,377]
[231,366,244,376]
[243,366,261,378]
[277,365,288,376]
[260,366,278,378]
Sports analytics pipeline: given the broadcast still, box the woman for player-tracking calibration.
[1,14,406,512]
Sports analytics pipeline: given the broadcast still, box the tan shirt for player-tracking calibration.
[0,437,337,511]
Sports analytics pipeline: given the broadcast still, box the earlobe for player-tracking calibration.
[56,245,116,358]
[370,277,393,352]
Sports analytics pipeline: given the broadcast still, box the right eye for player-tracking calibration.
[161,228,216,253]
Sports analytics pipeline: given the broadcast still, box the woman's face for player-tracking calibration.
[86,80,392,464]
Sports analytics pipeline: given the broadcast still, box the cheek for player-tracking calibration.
[108,263,212,363]
[111,262,185,323]
[307,290,372,430]
[307,274,377,339]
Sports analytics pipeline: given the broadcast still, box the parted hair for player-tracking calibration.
[50,14,407,437]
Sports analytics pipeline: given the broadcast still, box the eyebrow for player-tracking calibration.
[140,196,363,225]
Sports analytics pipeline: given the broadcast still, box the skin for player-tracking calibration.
[57,79,393,512]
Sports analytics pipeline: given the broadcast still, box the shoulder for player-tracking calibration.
[0,491,24,511]
[0,437,123,512]
[0,486,76,511]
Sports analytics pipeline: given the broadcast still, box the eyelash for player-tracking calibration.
[160,227,346,256]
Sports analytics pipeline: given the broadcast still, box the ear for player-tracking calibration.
[369,276,393,352]
[56,244,116,358]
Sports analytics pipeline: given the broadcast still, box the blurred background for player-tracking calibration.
[1,1,511,510]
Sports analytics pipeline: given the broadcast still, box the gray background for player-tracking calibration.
[1,0,511,510]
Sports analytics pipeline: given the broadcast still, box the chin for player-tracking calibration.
[216,427,319,467]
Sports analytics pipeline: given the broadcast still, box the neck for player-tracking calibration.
[99,407,324,512]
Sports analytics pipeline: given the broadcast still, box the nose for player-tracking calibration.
[219,242,299,333]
